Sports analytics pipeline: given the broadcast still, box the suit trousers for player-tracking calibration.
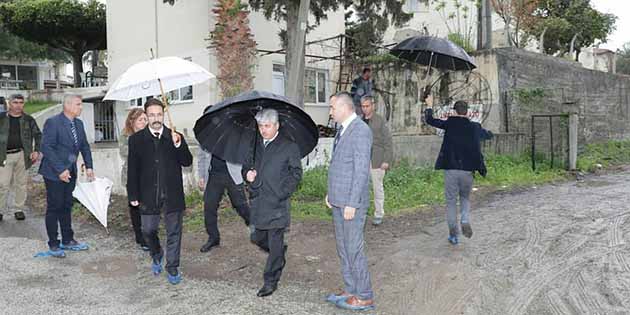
[44,176,76,248]
[252,228,286,286]
[203,171,250,241]
[444,169,474,236]
[141,211,184,274]
[128,203,144,245]
[332,206,374,300]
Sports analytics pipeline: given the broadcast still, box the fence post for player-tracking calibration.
[568,112,578,170]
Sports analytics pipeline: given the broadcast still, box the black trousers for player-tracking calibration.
[203,172,250,241]
[128,203,144,245]
[141,211,184,274]
[44,177,76,248]
[252,228,286,286]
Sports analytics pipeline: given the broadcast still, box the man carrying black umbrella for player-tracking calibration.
[245,108,303,297]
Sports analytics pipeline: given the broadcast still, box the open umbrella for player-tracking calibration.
[389,36,476,71]
[104,56,215,130]
[72,177,113,230]
[193,90,318,165]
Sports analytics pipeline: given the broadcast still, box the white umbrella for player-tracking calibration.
[104,56,215,129]
[104,56,214,101]
[72,177,113,230]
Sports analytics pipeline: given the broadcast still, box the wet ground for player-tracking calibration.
[2,168,630,314]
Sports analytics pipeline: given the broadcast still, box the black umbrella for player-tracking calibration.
[389,36,476,71]
[193,90,319,165]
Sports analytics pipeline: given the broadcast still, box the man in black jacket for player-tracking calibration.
[424,95,493,245]
[127,98,193,285]
[245,108,302,297]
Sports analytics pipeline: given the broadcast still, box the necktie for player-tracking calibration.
[264,140,269,148]
[154,132,160,139]
[69,120,78,146]
[333,125,344,152]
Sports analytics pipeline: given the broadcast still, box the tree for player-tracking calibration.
[0,0,107,87]
[345,0,412,60]
[209,0,257,98]
[432,0,481,52]
[616,43,630,76]
[0,26,68,62]
[522,0,616,60]
[490,0,540,47]
[248,0,410,107]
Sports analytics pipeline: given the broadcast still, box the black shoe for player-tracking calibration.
[257,283,278,297]
[0,213,3,222]
[200,239,220,253]
[14,211,25,221]
[462,223,473,238]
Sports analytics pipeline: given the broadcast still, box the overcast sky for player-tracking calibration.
[589,0,630,51]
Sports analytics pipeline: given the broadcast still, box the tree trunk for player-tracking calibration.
[72,52,84,88]
[284,0,309,108]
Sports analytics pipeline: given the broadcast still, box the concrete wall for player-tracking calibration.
[491,47,630,147]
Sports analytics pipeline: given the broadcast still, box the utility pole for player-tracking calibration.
[285,0,310,108]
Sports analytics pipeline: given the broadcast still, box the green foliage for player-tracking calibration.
[616,42,630,76]
[524,0,617,58]
[345,0,412,60]
[576,140,630,172]
[24,100,56,114]
[0,0,107,87]
[513,87,546,110]
[0,26,68,62]
[448,33,474,53]
[432,0,479,52]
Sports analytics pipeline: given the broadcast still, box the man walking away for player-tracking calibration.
[360,95,393,226]
[325,92,375,311]
[246,109,302,297]
[127,98,193,284]
[0,94,42,222]
[424,94,493,245]
[39,94,94,257]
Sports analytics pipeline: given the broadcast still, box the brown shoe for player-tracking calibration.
[336,296,375,311]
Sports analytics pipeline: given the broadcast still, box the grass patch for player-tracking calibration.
[24,100,57,114]
[576,140,630,172]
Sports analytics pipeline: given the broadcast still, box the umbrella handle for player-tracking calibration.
[157,78,176,132]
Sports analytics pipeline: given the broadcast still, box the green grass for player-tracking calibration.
[576,140,630,172]
[24,100,57,114]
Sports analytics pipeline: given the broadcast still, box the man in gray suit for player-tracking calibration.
[325,92,375,311]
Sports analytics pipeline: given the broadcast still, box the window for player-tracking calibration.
[271,63,328,104]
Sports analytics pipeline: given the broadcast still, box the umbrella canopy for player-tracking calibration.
[193,90,319,165]
[389,36,476,71]
[104,56,215,101]
[72,177,113,228]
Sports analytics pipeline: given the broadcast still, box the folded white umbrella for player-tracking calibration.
[104,56,215,101]
[72,177,113,229]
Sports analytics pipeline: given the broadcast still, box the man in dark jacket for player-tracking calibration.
[245,108,302,297]
[424,95,493,245]
[0,94,42,221]
[127,98,193,285]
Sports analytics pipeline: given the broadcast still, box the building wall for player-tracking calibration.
[107,0,344,135]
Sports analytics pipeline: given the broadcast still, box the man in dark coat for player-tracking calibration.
[127,98,193,285]
[424,94,493,245]
[245,108,302,297]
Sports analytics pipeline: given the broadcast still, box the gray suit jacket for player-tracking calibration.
[327,117,373,209]
[197,148,244,185]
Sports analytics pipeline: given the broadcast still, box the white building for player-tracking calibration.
[106,0,344,137]
[0,59,63,95]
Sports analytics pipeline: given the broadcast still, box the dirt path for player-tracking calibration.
[2,168,630,314]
